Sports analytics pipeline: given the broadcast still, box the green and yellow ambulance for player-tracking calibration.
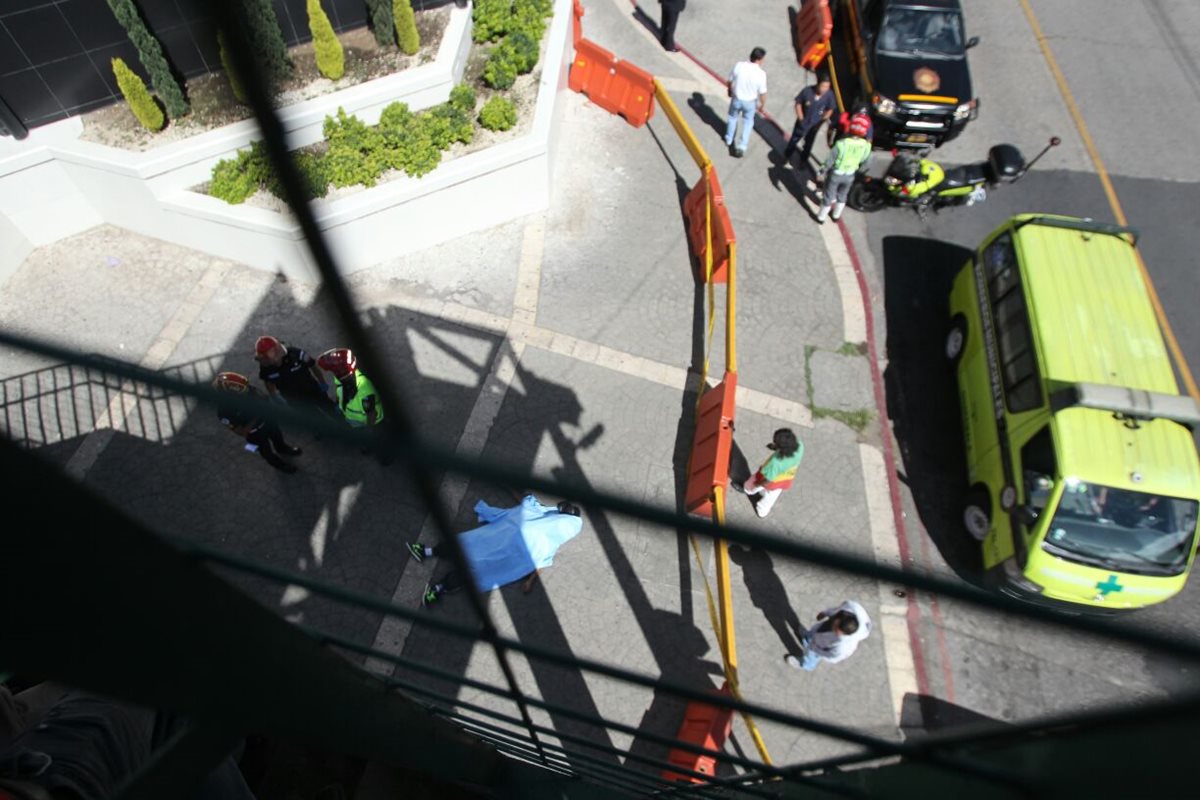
[946,214,1200,611]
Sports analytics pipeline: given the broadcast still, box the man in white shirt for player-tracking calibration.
[724,47,768,157]
[784,600,872,671]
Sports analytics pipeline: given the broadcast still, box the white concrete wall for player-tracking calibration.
[0,205,34,286]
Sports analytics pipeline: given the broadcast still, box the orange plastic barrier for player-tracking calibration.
[682,169,735,284]
[609,58,656,127]
[572,0,584,47]
[569,39,656,128]
[684,373,736,517]
[660,682,735,783]
[796,0,833,70]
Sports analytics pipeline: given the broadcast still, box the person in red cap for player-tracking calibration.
[253,335,341,426]
[212,371,301,473]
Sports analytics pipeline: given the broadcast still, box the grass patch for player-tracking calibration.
[837,341,868,357]
[812,407,874,433]
[804,345,815,407]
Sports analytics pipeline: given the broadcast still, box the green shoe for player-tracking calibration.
[406,542,425,563]
[422,583,442,606]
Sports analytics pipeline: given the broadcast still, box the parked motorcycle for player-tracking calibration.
[848,137,1060,214]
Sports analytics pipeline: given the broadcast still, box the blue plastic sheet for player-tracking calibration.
[459,496,583,592]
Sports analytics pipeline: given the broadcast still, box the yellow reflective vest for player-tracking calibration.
[336,372,383,427]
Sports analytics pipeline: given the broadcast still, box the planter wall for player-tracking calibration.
[1,1,573,285]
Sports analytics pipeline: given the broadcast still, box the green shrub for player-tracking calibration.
[473,0,511,42]
[111,57,165,132]
[394,0,420,55]
[424,105,473,149]
[377,100,415,145]
[510,3,548,42]
[217,30,248,104]
[106,0,188,118]
[308,0,345,80]
[365,0,394,46]
[516,0,553,16]
[210,144,269,204]
[503,31,539,74]
[263,151,330,201]
[479,96,518,131]
[483,49,518,89]
[449,84,477,113]
[323,108,387,187]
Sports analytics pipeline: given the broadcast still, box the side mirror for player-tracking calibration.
[1016,506,1039,527]
[966,36,980,49]
[1049,136,1061,147]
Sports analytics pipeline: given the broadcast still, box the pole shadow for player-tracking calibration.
[727,544,805,657]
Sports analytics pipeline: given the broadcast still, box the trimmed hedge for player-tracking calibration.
[479,96,517,131]
[106,0,188,118]
[244,0,292,80]
[365,0,395,46]
[112,57,165,132]
[309,0,345,81]
[394,0,421,55]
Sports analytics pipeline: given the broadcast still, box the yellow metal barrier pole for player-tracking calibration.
[653,79,712,171]
[725,241,737,375]
[826,52,846,114]
[712,487,736,681]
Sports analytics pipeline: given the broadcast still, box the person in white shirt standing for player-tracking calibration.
[784,600,872,671]
[724,47,768,157]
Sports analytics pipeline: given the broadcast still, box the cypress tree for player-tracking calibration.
[308,0,345,80]
[365,0,395,47]
[217,30,248,104]
[105,0,188,118]
[112,57,165,132]
[242,0,292,80]
[394,0,420,55]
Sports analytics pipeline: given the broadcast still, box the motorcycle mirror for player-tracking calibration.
[1049,136,1061,146]
[966,36,980,49]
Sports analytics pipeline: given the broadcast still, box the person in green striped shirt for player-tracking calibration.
[740,428,804,518]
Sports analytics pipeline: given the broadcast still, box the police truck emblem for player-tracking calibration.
[913,67,940,93]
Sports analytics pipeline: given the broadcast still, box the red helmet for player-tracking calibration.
[255,335,283,359]
[318,348,357,378]
[848,113,871,138]
[213,371,251,392]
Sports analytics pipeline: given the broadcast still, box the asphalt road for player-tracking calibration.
[850,0,1200,727]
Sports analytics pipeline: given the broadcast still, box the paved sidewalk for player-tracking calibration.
[0,0,914,780]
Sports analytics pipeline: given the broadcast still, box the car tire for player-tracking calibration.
[964,485,991,541]
[946,314,967,365]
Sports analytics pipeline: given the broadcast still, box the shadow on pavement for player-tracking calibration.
[881,235,982,582]
[728,544,804,658]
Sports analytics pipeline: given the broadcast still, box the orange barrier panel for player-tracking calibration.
[682,170,735,284]
[660,682,735,783]
[796,0,834,71]
[610,59,656,127]
[685,373,736,517]
[569,38,616,98]
[572,0,584,47]
[570,39,657,128]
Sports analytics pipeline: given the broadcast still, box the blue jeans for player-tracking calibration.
[796,631,823,671]
[725,97,757,151]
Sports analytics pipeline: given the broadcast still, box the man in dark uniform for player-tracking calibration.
[782,74,836,171]
[254,335,342,426]
[212,371,302,473]
[658,0,686,52]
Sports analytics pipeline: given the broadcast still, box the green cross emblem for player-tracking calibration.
[1096,574,1124,597]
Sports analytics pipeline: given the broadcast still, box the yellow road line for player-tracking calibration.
[1018,0,1199,400]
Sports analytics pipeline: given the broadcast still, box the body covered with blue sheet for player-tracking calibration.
[460,496,583,592]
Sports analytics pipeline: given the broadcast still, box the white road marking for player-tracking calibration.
[860,442,919,727]
[818,221,867,346]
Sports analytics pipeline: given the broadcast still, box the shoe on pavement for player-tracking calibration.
[279,444,302,457]
[422,583,443,607]
[734,148,745,158]
[784,654,802,669]
[406,542,425,563]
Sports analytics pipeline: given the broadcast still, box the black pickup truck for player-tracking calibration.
[831,0,980,148]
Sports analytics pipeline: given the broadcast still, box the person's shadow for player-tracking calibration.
[727,544,805,657]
